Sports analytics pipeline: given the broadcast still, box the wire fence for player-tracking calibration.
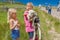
[0,5,26,12]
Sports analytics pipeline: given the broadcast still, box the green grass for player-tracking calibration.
[0,3,60,40]
[0,3,25,8]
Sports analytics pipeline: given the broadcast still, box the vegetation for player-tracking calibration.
[0,3,60,40]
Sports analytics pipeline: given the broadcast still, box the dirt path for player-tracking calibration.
[45,18,60,40]
[51,9,60,19]
[40,7,60,40]
[40,7,60,19]
[48,27,60,40]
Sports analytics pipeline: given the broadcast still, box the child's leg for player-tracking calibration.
[16,38,20,40]
[16,30,20,40]
[12,38,19,40]
[28,32,34,40]
[12,37,19,40]
[12,38,16,40]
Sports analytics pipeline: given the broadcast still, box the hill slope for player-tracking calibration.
[0,5,60,40]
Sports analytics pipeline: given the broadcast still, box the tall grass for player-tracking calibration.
[0,4,60,40]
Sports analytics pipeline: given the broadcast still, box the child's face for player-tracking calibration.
[26,3,33,10]
[12,13,16,19]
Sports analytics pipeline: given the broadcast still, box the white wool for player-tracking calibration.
[27,10,41,40]
[27,10,37,20]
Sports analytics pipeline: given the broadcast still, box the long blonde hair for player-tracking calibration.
[7,8,16,23]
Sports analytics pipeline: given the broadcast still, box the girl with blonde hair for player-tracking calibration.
[24,2,41,40]
[8,8,20,40]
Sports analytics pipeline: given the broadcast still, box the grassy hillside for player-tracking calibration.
[0,4,60,40]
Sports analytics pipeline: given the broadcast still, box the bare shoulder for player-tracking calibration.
[9,19,14,23]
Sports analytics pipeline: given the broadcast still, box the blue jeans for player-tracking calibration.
[28,32,34,39]
[12,38,16,40]
[11,30,20,40]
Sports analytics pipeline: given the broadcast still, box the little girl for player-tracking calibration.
[8,8,20,40]
[24,3,34,40]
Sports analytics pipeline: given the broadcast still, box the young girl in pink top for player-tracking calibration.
[24,3,34,40]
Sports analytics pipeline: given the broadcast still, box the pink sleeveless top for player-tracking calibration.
[24,11,34,32]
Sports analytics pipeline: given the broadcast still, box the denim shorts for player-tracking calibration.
[28,32,34,39]
[11,30,20,40]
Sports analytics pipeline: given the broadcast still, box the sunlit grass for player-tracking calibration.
[0,3,60,40]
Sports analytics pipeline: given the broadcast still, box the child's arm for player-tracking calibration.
[9,19,16,30]
[17,21,20,27]
[24,11,28,20]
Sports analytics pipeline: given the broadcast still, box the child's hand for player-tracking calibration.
[30,19,33,21]
[29,17,33,22]
[17,24,20,27]
[17,21,20,27]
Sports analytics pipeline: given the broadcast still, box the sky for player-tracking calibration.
[0,0,60,6]
[15,0,60,6]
